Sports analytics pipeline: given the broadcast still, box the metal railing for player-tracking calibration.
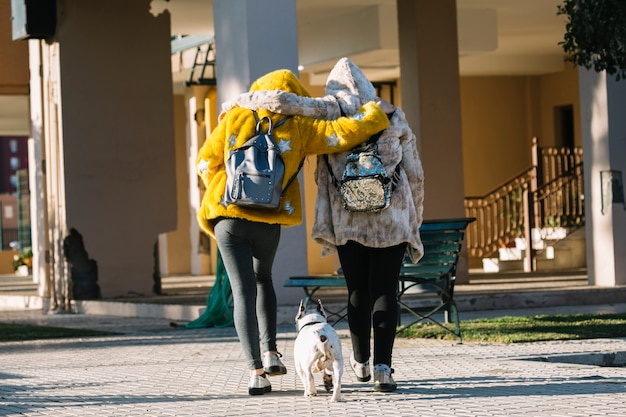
[464,139,584,269]
[464,168,535,259]
[533,163,585,232]
[1,228,18,250]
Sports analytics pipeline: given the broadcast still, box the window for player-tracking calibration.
[9,139,18,153]
[10,157,19,170]
[4,205,13,219]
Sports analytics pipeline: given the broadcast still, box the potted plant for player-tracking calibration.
[13,247,33,276]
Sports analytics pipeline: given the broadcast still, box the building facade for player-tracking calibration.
[0,0,624,309]
[0,135,28,195]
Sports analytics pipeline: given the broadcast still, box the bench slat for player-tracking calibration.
[420,218,475,231]
[419,241,462,253]
[285,277,346,287]
[421,231,465,242]
[413,254,458,265]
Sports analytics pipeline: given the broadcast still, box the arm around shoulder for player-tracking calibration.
[297,101,390,155]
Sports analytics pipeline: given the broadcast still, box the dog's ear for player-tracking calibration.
[316,299,327,318]
[296,299,305,320]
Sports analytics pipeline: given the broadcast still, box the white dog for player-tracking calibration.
[293,299,344,402]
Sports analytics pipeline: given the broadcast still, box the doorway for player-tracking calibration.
[554,104,574,148]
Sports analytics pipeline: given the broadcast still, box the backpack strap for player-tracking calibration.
[283,157,305,194]
[252,110,290,135]
[324,154,341,191]
[273,115,291,129]
[382,110,401,191]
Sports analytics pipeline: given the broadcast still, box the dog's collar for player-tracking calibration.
[297,320,324,333]
[296,314,326,333]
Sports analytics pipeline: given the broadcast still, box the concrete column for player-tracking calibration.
[32,41,70,310]
[26,40,49,299]
[396,0,469,281]
[184,86,214,276]
[396,0,465,219]
[53,0,177,297]
[578,69,626,286]
[212,0,307,305]
[212,0,299,107]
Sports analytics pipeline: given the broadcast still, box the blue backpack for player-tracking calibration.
[224,111,300,209]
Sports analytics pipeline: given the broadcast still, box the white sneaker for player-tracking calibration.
[263,352,287,376]
[248,373,271,395]
[373,364,397,392]
[350,353,371,382]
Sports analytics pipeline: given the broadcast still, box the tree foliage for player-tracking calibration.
[558,0,626,80]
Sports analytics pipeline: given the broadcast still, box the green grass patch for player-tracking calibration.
[0,322,118,342]
[397,313,626,343]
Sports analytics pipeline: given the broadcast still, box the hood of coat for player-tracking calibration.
[249,69,311,97]
[325,57,377,116]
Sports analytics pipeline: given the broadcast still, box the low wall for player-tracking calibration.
[0,250,16,274]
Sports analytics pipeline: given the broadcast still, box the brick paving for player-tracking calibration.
[1,307,626,416]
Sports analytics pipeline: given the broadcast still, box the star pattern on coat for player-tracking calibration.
[278,138,292,154]
[284,201,295,215]
[229,134,237,148]
[352,110,365,121]
[198,158,209,174]
[326,133,340,147]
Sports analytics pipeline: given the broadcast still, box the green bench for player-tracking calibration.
[284,217,476,343]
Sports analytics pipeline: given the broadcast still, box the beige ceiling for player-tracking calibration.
[2,0,568,135]
[157,0,568,83]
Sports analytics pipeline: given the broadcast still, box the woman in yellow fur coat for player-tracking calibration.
[196,69,391,396]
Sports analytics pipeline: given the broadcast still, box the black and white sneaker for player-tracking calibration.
[248,373,271,395]
[350,353,371,382]
[373,364,397,392]
[263,352,287,376]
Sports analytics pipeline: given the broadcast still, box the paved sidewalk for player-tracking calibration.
[1,307,626,416]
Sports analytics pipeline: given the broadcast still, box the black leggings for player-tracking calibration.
[337,240,407,367]
[213,218,281,371]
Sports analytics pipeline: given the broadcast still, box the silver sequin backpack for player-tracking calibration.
[324,112,399,212]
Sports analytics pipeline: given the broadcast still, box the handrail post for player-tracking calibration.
[523,187,535,272]
[532,136,540,185]
[530,137,541,250]
[0,202,3,250]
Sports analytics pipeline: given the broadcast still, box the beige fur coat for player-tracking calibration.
[223,58,424,262]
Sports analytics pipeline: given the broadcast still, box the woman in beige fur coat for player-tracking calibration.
[224,58,424,393]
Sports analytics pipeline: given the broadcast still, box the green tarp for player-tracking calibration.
[184,250,233,328]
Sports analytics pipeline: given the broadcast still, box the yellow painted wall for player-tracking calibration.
[460,76,537,197]
[166,88,217,275]
[0,250,16,274]
[538,65,581,147]
[0,0,29,94]
[459,67,579,197]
